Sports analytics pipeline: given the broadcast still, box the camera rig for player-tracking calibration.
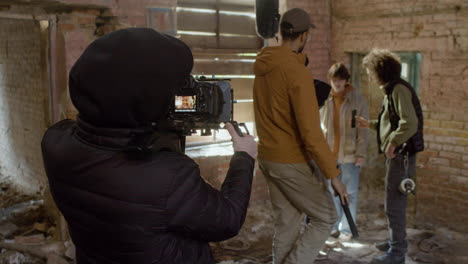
[159,75,248,152]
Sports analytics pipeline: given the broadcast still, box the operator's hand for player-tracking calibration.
[355,157,365,167]
[385,143,397,159]
[355,116,370,128]
[225,123,257,159]
[331,177,350,206]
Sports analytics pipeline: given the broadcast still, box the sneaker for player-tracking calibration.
[330,230,340,238]
[370,253,405,264]
[339,232,352,241]
[315,249,329,261]
[375,241,391,252]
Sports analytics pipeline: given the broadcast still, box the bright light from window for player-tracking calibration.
[176,7,255,18]
[236,53,257,57]
[233,99,254,103]
[177,30,216,36]
[220,10,255,18]
[220,33,257,38]
[401,62,409,80]
[176,7,216,14]
[178,31,257,38]
[194,59,255,63]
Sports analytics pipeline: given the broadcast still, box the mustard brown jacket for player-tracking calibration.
[253,45,339,179]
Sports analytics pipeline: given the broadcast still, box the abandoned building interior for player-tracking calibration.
[0,0,467,263]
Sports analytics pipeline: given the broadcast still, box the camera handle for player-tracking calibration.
[229,121,250,137]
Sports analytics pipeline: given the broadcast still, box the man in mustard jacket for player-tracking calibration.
[253,8,349,264]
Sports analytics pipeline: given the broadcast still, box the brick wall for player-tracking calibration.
[0,18,48,199]
[328,0,468,232]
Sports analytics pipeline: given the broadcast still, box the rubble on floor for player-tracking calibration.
[1,199,467,264]
[0,200,73,264]
[213,227,468,264]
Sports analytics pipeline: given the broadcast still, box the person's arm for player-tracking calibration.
[355,94,369,159]
[166,152,254,242]
[369,120,379,130]
[356,116,377,130]
[388,85,418,146]
[166,124,256,242]
[286,64,339,179]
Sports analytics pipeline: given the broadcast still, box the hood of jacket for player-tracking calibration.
[253,45,307,77]
[69,28,193,129]
[254,45,330,107]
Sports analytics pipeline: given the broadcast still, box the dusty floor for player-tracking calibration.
[212,228,468,264]
[0,200,467,264]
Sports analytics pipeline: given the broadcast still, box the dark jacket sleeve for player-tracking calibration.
[166,151,255,242]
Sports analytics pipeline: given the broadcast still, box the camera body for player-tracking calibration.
[166,75,233,136]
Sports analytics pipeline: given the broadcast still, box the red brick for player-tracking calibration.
[77,16,96,25]
[453,113,468,122]
[59,23,76,31]
[428,143,443,151]
[430,112,452,121]
[456,138,468,146]
[418,176,435,185]
[420,150,439,158]
[450,160,466,170]
[428,157,450,166]
[440,121,464,130]
[424,119,441,127]
[449,175,468,184]
[438,166,461,175]
[435,136,456,144]
[439,151,462,160]
[424,134,435,142]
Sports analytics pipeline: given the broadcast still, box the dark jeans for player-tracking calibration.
[385,153,416,256]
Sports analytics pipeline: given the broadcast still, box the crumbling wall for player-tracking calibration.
[0,18,48,203]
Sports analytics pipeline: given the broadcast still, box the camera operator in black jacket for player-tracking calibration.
[41,28,257,264]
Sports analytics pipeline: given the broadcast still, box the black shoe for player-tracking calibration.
[370,253,405,264]
[375,241,390,252]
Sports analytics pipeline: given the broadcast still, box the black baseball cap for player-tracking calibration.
[280,8,316,33]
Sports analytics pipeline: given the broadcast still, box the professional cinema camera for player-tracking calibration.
[165,75,248,138]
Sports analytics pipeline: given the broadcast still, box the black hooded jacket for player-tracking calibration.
[41,28,255,264]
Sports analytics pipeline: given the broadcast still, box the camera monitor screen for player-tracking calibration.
[175,95,197,112]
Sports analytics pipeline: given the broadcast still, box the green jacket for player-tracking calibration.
[370,83,418,153]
